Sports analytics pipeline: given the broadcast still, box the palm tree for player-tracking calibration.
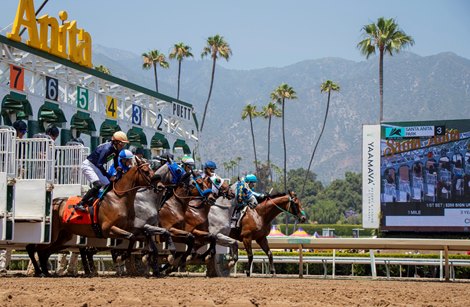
[357,17,414,122]
[235,156,242,177]
[301,80,340,197]
[261,102,282,182]
[94,65,111,75]
[142,50,169,92]
[200,34,232,132]
[241,104,260,173]
[169,42,193,100]
[270,83,297,193]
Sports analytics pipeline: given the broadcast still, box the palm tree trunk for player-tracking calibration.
[267,116,272,183]
[177,60,182,100]
[153,63,159,92]
[200,57,217,132]
[249,114,258,173]
[282,99,287,193]
[301,90,331,197]
[379,48,384,122]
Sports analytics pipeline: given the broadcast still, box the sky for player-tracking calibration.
[0,0,469,70]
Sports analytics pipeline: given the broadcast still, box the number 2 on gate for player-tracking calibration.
[106,96,118,119]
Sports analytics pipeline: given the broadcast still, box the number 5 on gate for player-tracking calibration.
[106,96,118,119]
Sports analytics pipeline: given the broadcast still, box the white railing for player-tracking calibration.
[15,138,55,182]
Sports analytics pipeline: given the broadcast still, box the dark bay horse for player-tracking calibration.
[184,175,238,267]
[229,191,306,277]
[26,158,159,276]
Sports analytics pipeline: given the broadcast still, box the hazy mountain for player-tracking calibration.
[92,45,470,183]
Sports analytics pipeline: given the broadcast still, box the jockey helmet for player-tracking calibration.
[182,155,195,166]
[12,120,27,132]
[204,160,217,169]
[245,174,257,183]
[112,131,129,143]
[46,124,60,138]
[119,149,134,160]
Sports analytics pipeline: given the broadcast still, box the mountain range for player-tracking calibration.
[92,45,470,183]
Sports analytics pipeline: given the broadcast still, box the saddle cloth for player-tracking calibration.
[62,196,99,225]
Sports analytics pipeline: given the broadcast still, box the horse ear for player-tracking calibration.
[135,156,142,165]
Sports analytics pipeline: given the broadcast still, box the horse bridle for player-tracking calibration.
[112,162,156,196]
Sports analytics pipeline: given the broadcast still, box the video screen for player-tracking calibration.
[380,119,470,232]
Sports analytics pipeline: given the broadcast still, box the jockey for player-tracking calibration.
[33,124,60,142]
[202,160,217,178]
[181,155,195,173]
[108,149,134,178]
[75,131,129,212]
[231,174,264,228]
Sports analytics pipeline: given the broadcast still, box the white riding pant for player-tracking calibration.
[81,159,110,186]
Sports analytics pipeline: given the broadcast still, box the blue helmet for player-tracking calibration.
[119,149,134,160]
[245,174,257,183]
[204,160,217,169]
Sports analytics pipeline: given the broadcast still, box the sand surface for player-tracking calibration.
[1,275,469,306]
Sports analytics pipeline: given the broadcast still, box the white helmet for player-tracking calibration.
[182,155,195,166]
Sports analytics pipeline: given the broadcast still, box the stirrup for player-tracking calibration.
[75,203,87,212]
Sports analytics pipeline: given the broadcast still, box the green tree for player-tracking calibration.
[94,65,111,75]
[241,104,260,173]
[301,80,340,197]
[357,17,414,122]
[169,42,193,100]
[142,49,169,92]
[261,102,282,183]
[270,83,297,193]
[200,34,232,132]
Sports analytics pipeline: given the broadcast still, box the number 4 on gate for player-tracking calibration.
[106,96,118,119]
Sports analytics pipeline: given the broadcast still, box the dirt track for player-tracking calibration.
[0,275,469,306]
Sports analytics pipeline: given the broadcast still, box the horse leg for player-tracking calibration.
[79,247,91,276]
[216,233,239,268]
[109,225,134,240]
[143,224,176,263]
[86,248,98,276]
[243,238,254,277]
[111,249,123,276]
[257,236,275,276]
[146,235,162,277]
[26,245,42,277]
[187,229,216,262]
[37,250,52,277]
[123,238,137,276]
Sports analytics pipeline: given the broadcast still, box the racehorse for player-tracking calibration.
[229,191,306,277]
[26,158,161,276]
[184,175,238,268]
[158,171,217,269]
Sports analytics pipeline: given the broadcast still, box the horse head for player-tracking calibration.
[210,175,235,200]
[287,190,307,223]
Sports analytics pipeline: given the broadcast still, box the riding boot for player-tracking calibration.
[76,185,100,212]
[231,210,240,228]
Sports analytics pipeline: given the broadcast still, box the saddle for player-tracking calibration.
[62,196,103,237]
[231,206,248,229]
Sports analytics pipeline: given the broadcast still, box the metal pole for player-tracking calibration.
[444,245,450,282]
[439,251,443,281]
[299,244,303,278]
[332,249,336,279]
[370,250,377,279]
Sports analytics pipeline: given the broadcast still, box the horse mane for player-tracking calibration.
[266,192,287,199]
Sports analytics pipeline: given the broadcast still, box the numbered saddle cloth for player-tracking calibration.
[62,196,99,225]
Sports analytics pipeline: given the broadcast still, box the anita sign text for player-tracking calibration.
[7,0,92,68]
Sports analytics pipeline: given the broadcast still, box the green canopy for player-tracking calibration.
[1,92,33,125]
[173,138,191,154]
[127,126,148,147]
[38,101,67,124]
[150,132,170,149]
[99,119,121,141]
[70,111,96,135]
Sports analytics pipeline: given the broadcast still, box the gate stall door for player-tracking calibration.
[54,145,90,197]
[0,127,16,242]
[12,137,55,244]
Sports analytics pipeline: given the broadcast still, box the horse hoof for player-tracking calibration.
[245,271,251,277]
[167,255,175,265]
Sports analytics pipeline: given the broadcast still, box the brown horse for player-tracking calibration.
[229,191,306,277]
[158,172,216,268]
[26,158,158,276]
[184,175,237,265]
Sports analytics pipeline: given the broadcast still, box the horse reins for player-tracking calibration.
[112,162,155,196]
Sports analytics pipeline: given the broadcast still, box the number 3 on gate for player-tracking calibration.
[106,96,118,119]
